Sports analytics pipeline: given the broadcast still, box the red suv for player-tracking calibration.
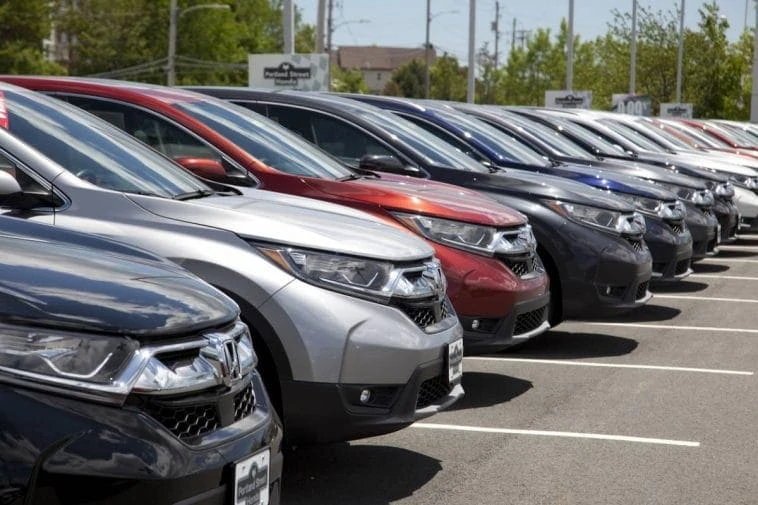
[5,76,551,353]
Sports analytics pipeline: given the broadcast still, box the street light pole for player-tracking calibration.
[166,1,231,86]
[675,0,686,103]
[566,0,574,91]
[425,0,431,99]
[630,0,637,94]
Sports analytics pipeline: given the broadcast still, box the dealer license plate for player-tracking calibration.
[234,448,270,505]
[716,224,722,244]
[448,338,464,384]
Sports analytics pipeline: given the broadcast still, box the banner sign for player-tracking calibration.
[248,53,330,91]
[612,93,651,116]
[659,103,693,119]
[545,90,593,109]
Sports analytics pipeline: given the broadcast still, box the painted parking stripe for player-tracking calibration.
[465,357,753,375]
[718,244,758,251]
[412,423,700,447]
[583,322,758,334]
[691,274,758,281]
[701,258,758,264]
[654,294,758,304]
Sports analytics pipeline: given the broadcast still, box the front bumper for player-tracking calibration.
[0,372,283,505]
[714,198,739,243]
[644,216,693,281]
[459,291,551,354]
[686,203,719,259]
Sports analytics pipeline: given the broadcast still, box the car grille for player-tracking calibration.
[701,207,714,217]
[396,297,453,330]
[136,381,255,442]
[514,305,547,335]
[627,238,645,252]
[503,255,537,277]
[635,281,650,301]
[669,221,685,235]
[707,237,718,252]
[675,259,691,276]
[416,375,453,409]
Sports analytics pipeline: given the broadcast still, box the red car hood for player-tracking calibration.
[305,173,526,228]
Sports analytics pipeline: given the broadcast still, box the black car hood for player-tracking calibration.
[557,156,708,190]
[430,166,635,212]
[627,151,729,183]
[0,234,238,339]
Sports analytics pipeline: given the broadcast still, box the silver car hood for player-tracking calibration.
[128,192,434,262]
[673,152,758,177]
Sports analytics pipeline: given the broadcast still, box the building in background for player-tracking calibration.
[331,45,436,93]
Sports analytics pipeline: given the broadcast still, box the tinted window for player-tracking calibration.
[398,114,484,161]
[4,89,207,197]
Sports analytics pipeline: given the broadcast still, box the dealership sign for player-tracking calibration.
[545,90,593,109]
[248,53,330,91]
[612,94,651,116]
[659,103,693,119]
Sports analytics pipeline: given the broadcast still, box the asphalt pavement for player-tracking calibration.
[282,234,758,505]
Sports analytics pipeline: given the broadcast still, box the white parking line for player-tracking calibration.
[718,245,758,251]
[654,294,758,304]
[691,274,758,281]
[701,258,758,264]
[583,322,758,334]
[412,423,700,447]
[465,357,753,375]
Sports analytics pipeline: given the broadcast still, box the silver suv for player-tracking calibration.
[0,84,464,444]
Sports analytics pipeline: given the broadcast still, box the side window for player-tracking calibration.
[0,150,63,210]
[398,114,483,161]
[232,100,268,117]
[62,96,219,161]
[261,104,316,143]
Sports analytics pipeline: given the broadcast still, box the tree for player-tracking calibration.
[331,65,368,93]
[0,0,65,74]
[430,54,467,101]
[387,58,425,98]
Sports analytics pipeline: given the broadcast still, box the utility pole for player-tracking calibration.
[283,0,294,53]
[511,17,516,54]
[425,0,431,99]
[467,0,476,103]
[751,0,758,121]
[167,0,178,86]
[675,0,685,103]
[316,0,326,53]
[492,1,500,70]
[630,0,637,94]
[326,0,334,53]
[566,0,574,90]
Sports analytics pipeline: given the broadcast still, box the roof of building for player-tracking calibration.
[333,45,435,70]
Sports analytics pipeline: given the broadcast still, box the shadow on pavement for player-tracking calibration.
[583,304,681,323]
[282,444,441,505]
[691,262,730,273]
[501,330,638,359]
[447,372,532,411]
[650,281,709,293]
[712,249,757,258]
[736,237,758,246]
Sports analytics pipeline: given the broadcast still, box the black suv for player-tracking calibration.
[0,213,282,505]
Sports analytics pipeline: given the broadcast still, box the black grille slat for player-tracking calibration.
[503,256,536,277]
[627,238,645,252]
[233,384,255,422]
[702,208,714,217]
[669,221,685,235]
[635,281,650,300]
[416,376,453,409]
[513,306,547,335]
[397,298,452,330]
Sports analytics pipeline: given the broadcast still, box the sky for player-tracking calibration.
[298,0,750,63]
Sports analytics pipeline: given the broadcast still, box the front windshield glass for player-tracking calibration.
[541,115,628,155]
[350,106,490,172]
[597,120,667,152]
[175,99,352,179]
[4,88,208,197]
[710,122,757,145]
[665,121,724,147]
[495,110,593,159]
[433,107,551,166]
[634,119,694,149]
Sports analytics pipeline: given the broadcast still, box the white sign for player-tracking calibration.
[545,90,593,109]
[612,93,651,116]
[248,53,330,91]
[659,102,693,119]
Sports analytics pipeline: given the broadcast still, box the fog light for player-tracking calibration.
[471,319,480,330]
[605,286,612,296]
[359,389,372,404]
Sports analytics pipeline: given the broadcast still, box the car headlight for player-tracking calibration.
[255,244,444,302]
[657,183,714,206]
[392,213,537,257]
[730,175,758,190]
[714,182,735,198]
[0,323,138,394]
[545,200,646,235]
[660,199,687,220]
[611,192,663,217]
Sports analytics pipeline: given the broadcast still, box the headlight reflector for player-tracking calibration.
[611,192,663,216]
[546,200,646,235]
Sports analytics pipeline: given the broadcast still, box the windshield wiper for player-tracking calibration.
[172,189,217,201]
[337,173,363,182]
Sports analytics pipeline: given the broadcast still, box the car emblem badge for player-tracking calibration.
[202,334,242,388]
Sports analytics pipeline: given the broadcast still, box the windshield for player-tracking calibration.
[4,88,208,197]
[352,106,490,172]
[539,115,628,155]
[634,119,694,150]
[709,122,758,145]
[596,120,667,152]
[433,107,551,166]
[175,99,353,179]
[495,110,594,159]
[664,120,724,148]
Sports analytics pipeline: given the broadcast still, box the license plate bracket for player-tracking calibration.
[447,338,464,385]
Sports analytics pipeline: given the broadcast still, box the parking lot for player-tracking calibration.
[282,234,758,505]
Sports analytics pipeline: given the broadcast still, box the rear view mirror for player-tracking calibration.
[175,157,226,181]
[359,154,420,175]
[0,171,21,196]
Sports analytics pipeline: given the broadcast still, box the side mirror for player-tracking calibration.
[0,171,22,196]
[359,154,420,175]
[175,157,227,181]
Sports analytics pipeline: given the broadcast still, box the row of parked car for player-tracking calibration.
[1,75,756,505]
